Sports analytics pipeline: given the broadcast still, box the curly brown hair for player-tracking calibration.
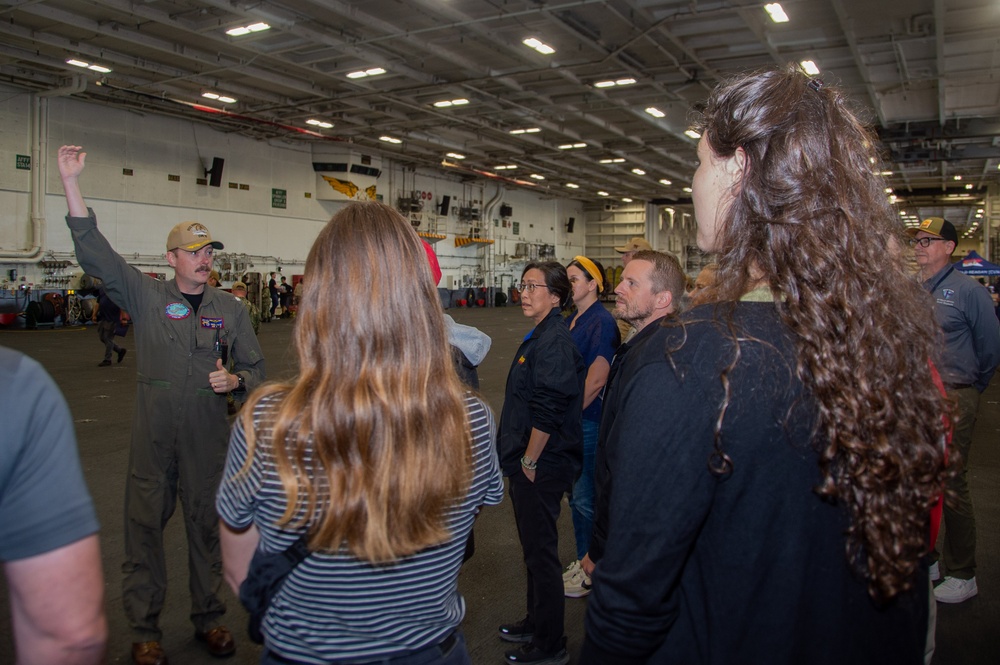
[695,66,948,601]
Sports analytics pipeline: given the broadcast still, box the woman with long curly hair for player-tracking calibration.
[217,201,503,665]
[581,67,948,665]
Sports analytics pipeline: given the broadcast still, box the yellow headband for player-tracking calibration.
[573,255,603,292]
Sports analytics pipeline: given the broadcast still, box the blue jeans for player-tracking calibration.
[569,419,599,560]
[260,630,470,665]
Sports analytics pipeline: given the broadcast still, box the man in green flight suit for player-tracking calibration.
[58,145,266,665]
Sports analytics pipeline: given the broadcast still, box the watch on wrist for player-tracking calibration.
[520,455,537,470]
[236,374,245,391]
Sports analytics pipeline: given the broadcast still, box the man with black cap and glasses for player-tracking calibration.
[58,145,265,665]
[909,216,1000,604]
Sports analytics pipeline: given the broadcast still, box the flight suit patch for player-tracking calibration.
[201,316,224,329]
[165,302,191,319]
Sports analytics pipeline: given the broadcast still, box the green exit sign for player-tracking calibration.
[15,154,31,170]
[271,188,286,209]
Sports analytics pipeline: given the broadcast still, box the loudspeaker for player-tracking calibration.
[439,195,451,216]
[500,203,513,217]
[566,217,575,233]
[205,157,225,187]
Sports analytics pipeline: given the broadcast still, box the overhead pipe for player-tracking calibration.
[1,75,87,262]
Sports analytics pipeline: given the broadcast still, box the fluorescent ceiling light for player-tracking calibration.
[684,129,701,139]
[446,152,466,160]
[67,59,112,73]
[594,78,636,89]
[966,184,974,189]
[631,168,646,176]
[682,187,693,193]
[494,165,517,170]
[764,3,789,23]
[800,60,820,76]
[530,174,545,180]
[510,127,540,135]
[622,198,633,203]
[523,37,555,55]
[645,107,665,118]
[599,158,625,164]
[434,98,469,108]
[347,67,387,79]
[659,179,672,186]
[558,143,587,149]
[306,119,334,129]
[226,22,270,36]
[565,183,580,189]
[884,187,893,193]
[597,191,609,196]
[379,136,402,144]
[202,92,237,104]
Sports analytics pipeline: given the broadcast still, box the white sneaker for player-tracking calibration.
[561,560,582,582]
[929,561,940,582]
[564,566,592,598]
[934,576,978,603]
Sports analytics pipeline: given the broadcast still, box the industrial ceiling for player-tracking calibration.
[1,0,998,237]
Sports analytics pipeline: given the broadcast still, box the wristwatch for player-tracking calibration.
[236,374,246,391]
[520,455,538,470]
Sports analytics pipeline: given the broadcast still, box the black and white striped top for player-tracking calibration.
[217,392,504,664]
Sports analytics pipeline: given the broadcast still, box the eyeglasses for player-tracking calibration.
[518,282,548,293]
[908,237,947,248]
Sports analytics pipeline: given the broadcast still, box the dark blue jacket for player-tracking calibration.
[497,308,585,477]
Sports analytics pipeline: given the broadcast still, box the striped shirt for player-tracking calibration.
[217,393,504,664]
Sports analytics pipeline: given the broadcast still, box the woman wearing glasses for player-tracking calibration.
[582,67,948,664]
[216,202,504,665]
[497,262,585,665]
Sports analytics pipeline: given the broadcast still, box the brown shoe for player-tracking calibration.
[195,625,236,657]
[131,641,168,665]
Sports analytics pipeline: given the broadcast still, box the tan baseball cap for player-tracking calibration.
[615,237,653,253]
[166,222,224,252]
[231,281,247,291]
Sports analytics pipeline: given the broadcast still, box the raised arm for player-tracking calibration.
[57,146,89,218]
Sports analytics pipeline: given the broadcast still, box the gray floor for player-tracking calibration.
[1,306,998,664]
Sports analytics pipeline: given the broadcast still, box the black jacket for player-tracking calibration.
[588,315,666,564]
[497,309,585,477]
[581,303,927,665]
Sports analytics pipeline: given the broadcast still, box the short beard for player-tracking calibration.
[614,304,651,327]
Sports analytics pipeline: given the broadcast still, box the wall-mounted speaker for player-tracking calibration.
[500,203,513,218]
[205,157,225,187]
[566,216,575,233]
[439,195,451,216]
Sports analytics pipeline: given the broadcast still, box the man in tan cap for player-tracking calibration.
[230,281,260,335]
[58,145,265,665]
[614,237,653,265]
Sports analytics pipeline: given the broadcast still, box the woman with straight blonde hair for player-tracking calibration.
[217,201,503,665]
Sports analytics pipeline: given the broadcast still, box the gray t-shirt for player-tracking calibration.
[0,347,99,560]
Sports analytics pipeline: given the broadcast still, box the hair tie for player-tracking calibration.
[573,255,603,292]
[807,78,824,92]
